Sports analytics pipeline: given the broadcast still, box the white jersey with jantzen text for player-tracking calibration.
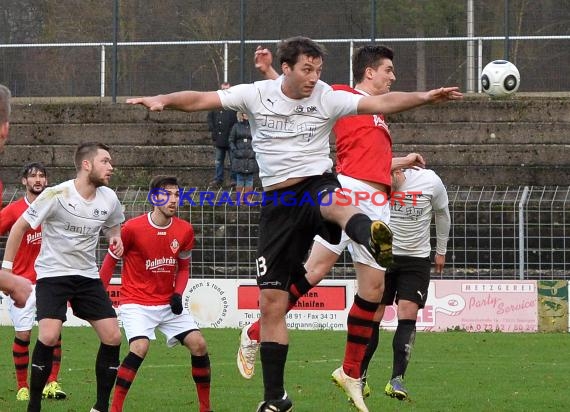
[23,179,125,279]
[218,77,362,187]
[390,169,450,258]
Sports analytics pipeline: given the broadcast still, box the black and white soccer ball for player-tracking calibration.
[480,60,520,97]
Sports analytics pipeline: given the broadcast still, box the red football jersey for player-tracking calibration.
[0,197,42,282]
[332,84,393,189]
[119,213,195,305]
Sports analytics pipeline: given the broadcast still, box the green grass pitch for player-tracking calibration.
[0,326,569,411]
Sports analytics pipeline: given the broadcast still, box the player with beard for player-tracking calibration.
[99,175,212,412]
[0,162,67,401]
[3,142,125,412]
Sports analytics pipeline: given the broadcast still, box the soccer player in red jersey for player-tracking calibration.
[100,175,212,412]
[0,84,33,311]
[0,163,67,401]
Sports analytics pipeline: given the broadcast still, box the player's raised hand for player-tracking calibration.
[126,95,166,111]
[427,87,463,103]
[254,46,279,80]
[255,46,273,71]
[402,153,426,170]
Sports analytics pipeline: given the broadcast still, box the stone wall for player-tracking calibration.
[1,94,568,189]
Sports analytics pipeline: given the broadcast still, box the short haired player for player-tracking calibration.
[3,142,125,412]
[127,36,461,412]
[0,162,67,401]
[100,175,212,412]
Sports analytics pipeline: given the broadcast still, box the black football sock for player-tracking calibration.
[392,319,416,378]
[28,340,54,412]
[93,343,120,412]
[361,321,380,380]
[260,342,288,401]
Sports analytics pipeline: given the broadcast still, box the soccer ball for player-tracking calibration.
[480,60,520,97]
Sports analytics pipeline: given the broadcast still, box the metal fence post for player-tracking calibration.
[100,45,106,97]
[349,40,354,87]
[518,186,530,279]
[224,42,229,83]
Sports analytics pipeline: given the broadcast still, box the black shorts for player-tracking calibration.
[256,174,341,291]
[36,276,117,322]
[381,255,432,308]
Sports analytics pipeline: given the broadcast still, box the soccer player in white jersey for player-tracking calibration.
[237,45,427,412]
[3,142,125,412]
[361,167,450,401]
[127,36,462,412]
[0,162,67,401]
[0,83,33,308]
[99,175,212,412]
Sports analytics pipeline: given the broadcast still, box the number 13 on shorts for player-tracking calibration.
[256,256,267,277]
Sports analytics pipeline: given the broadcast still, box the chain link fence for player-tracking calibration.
[2,185,569,280]
[1,0,569,96]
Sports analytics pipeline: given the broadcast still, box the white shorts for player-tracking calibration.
[5,284,37,331]
[118,304,200,348]
[315,174,391,271]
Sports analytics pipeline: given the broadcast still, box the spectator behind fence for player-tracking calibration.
[207,82,237,188]
[229,111,258,202]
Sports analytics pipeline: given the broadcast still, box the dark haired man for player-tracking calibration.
[127,36,462,411]
[240,44,426,412]
[100,175,212,412]
[3,142,125,412]
[1,162,67,401]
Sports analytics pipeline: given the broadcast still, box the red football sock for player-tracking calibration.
[342,294,379,378]
[13,337,30,389]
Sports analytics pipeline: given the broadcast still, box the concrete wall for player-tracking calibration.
[1,94,568,189]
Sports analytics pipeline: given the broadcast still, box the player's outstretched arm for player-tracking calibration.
[126,90,223,113]
[99,253,119,289]
[0,271,32,308]
[358,87,462,116]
